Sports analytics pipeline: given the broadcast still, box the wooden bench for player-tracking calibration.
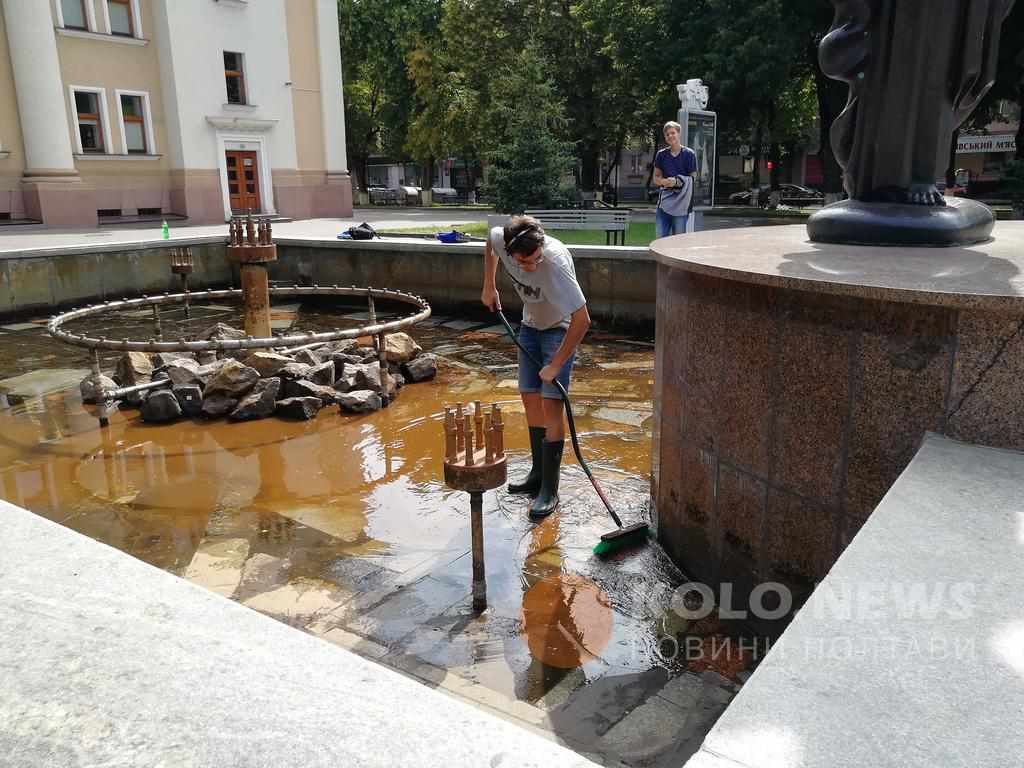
[524,209,631,245]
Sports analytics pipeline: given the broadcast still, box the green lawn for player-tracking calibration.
[391,222,659,247]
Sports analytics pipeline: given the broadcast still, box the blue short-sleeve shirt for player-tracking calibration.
[654,146,697,180]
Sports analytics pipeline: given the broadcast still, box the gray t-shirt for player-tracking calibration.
[490,227,587,330]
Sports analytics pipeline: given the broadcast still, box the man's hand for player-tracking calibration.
[481,286,501,312]
[539,363,559,384]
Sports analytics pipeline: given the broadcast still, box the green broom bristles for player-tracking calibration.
[592,525,651,557]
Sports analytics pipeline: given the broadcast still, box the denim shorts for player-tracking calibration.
[517,324,576,400]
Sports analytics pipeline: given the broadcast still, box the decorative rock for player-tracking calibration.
[195,359,232,383]
[124,389,146,408]
[339,362,381,393]
[174,384,204,417]
[276,397,323,420]
[282,379,339,404]
[230,378,280,421]
[195,351,218,365]
[401,354,437,383]
[357,347,378,363]
[199,322,246,341]
[113,352,153,387]
[201,394,238,418]
[292,348,323,367]
[243,352,296,378]
[164,359,203,388]
[307,361,335,387]
[383,373,399,401]
[278,362,313,381]
[323,339,360,355]
[384,333,422,363]
[152,351,194,368]
[329,352,362,368]
[204,360,260,399]
[141,389,182,423]
[393,373,405,390]
[338,390,382,414]
[80,374,117,404]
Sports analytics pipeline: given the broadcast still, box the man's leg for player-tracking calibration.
[674,214,690,234]
[510,327,546,495]
[530,329,576,519]
[655,207,671,238]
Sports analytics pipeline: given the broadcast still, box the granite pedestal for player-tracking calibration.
[651,222,1024,632]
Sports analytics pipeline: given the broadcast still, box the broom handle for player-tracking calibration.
[495,310,624,529]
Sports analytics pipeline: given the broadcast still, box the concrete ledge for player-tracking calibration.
[684,433,1024,768]
[0,501,597,767]
[0,237,655,331]
[0,235,227,261]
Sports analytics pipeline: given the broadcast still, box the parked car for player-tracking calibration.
[728,184,824,207]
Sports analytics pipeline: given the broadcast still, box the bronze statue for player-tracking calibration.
[808,0,1016,245]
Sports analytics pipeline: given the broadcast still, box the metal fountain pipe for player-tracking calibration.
[47,285,431,354]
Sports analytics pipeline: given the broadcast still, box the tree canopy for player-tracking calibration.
[338,0,1024,194]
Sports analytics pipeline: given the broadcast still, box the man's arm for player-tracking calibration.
[539,305,591,383]
[653,158,675,189]
[481,236,500,310]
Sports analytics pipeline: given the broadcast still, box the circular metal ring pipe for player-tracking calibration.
[47,285,432,353]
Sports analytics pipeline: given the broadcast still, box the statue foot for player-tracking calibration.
[906,183,946,207]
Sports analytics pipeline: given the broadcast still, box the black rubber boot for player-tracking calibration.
[509,426,546,495]
[529,439,564,519]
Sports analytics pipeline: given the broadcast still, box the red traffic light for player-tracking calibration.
[767,161,775,171]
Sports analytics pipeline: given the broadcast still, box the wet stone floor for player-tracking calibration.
[0,302,745,767]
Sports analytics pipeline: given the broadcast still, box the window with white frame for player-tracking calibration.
[60,0,89,30]
[74,91,106,153]
[224,51,247,104]
[104,0,141,37]
[116,91,155,154]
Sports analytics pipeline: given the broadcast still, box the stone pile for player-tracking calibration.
[92,329,438,425]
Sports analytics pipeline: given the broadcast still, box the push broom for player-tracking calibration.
[494,309,651,556]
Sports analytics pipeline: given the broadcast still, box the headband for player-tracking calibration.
[505,225,536,250]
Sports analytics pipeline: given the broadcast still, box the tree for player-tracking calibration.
[963,2,1024,162]
[701,0,819,191]
[484,47,575,212]
[338,0,442,190]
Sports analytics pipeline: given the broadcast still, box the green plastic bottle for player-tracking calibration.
[161,220,169,240]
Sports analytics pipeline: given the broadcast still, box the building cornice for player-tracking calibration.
[205,116,278,132]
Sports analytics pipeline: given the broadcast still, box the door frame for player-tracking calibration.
[225,150,262,215]
[216,132,276,221]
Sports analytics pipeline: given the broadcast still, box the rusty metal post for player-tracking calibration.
[455,404,466,454]
[226,214,276,338]
[464,413,474,466]
[444,407,456,460]
[152,304,162,340]
[91,349,110,428]
[470,490,486,611]
[492,404,504,457]
[171,247,195,319]
[484,411,494,463]
[367,288,389,407]
[442,401,506,615]
[240,265,271,337]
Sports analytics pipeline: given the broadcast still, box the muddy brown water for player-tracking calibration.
[0,304,739,764]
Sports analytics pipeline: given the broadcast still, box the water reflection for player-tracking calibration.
[0,319,672,693]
